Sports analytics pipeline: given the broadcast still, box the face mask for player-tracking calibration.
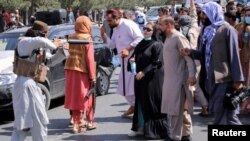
[144,37,152,41]
[244,32,249,38]
[245,17,250,24]
[10,17,15,22]
[241,17,245,22]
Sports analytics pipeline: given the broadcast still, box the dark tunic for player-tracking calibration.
[192,24,244,125]
[128,39,169,139]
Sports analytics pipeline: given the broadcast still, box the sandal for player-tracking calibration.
[87,121,97,130]
[81,120,87,128]
[78,126,86,133]
[71,117,86,127]
[72,124,79,134]
[72,124,86,134]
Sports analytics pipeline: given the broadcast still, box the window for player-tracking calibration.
[0,37,19,51]
[146,8,159,17]
[48,28,75,39]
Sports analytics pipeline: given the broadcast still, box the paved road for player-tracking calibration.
[0,67,249,141]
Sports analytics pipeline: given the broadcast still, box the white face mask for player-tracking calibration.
[144,37,152,40]
[10,17,16,22]
[245,17,250,24]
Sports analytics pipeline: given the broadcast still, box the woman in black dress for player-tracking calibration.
[128,22,169,139]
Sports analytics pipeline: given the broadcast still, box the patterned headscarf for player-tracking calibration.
[75,16,92,34]
[201,2,226,77]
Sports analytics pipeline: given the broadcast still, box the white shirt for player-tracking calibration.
[107,18,143,53]
[107,18,143,96]
[17,37,56,57]
[17,36,65,67]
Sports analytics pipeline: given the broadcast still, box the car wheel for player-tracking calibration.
[96,68,110,96]
[37,83,51,110]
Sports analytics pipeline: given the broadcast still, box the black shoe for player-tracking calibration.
[164,136,179,141]
[180,135,192,141]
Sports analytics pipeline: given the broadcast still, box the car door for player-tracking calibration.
[92,26,112,67]
[47,27,75,98]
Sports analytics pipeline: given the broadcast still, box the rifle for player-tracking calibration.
[63,39,103,44]
[85,83,97,113]
[60,35,103,45]
[60,38,104,56]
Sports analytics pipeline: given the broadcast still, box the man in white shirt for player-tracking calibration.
[104,9,143,117]
[11,21,65,141]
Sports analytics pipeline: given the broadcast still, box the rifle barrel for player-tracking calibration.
[62,39,103,44]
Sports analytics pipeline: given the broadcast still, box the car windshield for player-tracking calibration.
[0,36,19,51]
[146,8,159,17]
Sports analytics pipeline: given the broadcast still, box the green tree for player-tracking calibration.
[38,0,61,11]
[0,0,172,14]
[78,0,94,14]
[59,0,75,9]
[0,0,30,11]
[23,0,60,14]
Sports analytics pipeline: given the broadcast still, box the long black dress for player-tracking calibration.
[128,39,169,139]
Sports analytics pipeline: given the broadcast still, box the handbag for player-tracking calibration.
[13,48,48,82]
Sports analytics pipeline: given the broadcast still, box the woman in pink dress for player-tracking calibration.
[64,16,97,133]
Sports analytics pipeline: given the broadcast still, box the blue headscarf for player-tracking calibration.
[201,2,226,77]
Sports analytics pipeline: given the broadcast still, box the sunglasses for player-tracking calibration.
[143,27,153,32]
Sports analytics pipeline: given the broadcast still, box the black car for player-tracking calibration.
[0,23,114,111]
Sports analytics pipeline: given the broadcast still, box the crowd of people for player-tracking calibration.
[101,0,250,140]
[9,0,250,141]
[0,9,24,32]
[0,7,81,33]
